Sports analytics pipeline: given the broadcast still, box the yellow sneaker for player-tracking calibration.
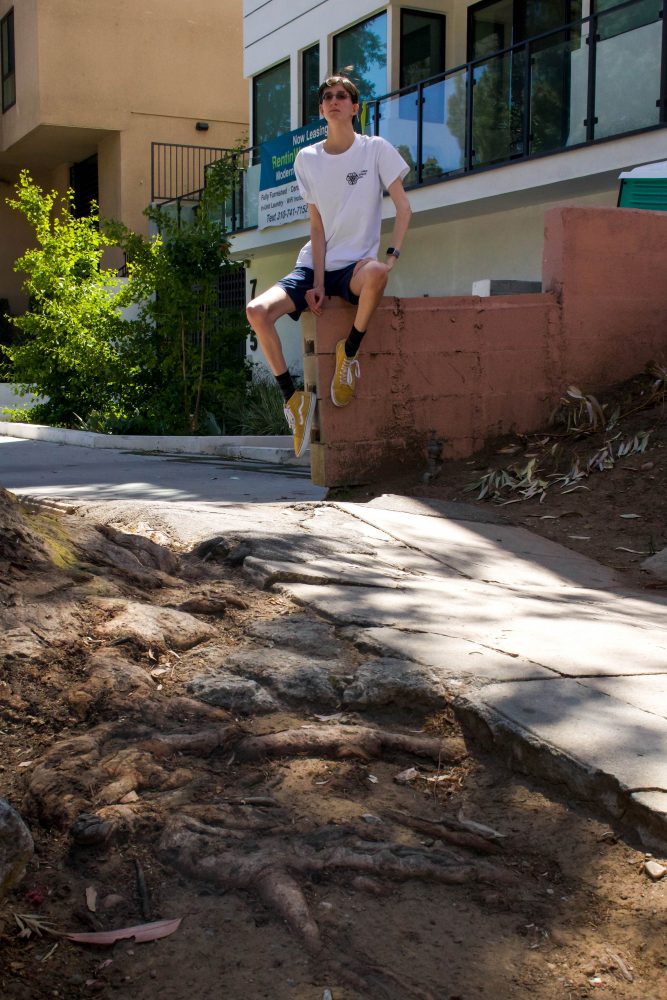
[283,390,316,457]
[330,339,361,407]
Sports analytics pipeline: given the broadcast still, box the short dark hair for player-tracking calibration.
[318,75,359,105]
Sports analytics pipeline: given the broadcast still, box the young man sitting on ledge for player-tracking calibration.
[246,74,413,457]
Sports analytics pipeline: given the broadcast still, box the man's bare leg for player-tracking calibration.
[245,285,296,376]
[330,260,389,407]
[246,285,315,457]
[349,259,389,336]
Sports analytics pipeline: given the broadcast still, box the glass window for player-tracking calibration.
[400,10,446,88]
[253,60,290,147]
[333,12,387,104]
[467,0,584,162]
[302,43,320,125]
[468,1,582,60]
[469,0,514,60]
[1,8,15,112]
[594,0,656,41]
[594,0,661,136]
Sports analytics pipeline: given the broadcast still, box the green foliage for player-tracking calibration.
[213,369,290,436]
[3,172,147,426]
[396,144,443,186]
[335,15,387,103]
[0,298,13,375]
[108,151,249,434]
[5,148,253,435]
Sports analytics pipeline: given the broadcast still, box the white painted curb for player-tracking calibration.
[0,421,309,467]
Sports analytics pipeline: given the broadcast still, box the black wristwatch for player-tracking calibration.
[386,247,400,259]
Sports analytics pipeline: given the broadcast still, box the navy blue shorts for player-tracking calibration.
[276,263,360,321]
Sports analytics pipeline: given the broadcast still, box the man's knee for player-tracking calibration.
[363,261,389,290]
[246,298,267,328]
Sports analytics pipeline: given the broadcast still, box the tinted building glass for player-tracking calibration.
[253,60,290,146]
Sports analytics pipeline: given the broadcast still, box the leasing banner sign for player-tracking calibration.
[258,121,327,230]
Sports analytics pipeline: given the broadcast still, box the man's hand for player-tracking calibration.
[384,255,397,272]
[305,284,325,316]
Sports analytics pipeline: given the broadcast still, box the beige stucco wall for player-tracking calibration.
[0,183,34,311]
[0,0,40,151]
[39,1,245,130]
[385,187,616,299]
[1,0,248,307]
[1,0,246,144]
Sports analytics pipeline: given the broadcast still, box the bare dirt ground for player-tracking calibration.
[1,472,666,1000]
[333,368,667,594]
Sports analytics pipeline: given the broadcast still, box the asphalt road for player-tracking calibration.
[0,436,326,505]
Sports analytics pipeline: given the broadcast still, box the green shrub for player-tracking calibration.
[4,154,253,435]
[3,172,148,426]
[212,369,291,435]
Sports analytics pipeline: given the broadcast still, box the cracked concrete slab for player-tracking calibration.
[363,493,512,525]
[572,674,667,722]
[343,626,556,684]
[245,612,347,659]
[342,657,450,708]
[335,501,621,590]
[478,678,667,793]
[280,578,667,677]
[222,647,346,706]
[186,669,278,715]
[242,555,411,591]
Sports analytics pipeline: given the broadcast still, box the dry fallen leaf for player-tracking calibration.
[457,810,506,841]
[66,917,182,946]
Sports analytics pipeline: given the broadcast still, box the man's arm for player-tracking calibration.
[384,178,412,271]
[304,204,326,316]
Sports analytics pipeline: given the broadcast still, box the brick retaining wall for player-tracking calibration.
[305,206,667,487]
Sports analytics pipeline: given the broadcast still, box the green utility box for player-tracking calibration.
[618,161,667,211]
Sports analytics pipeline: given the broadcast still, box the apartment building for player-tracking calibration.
[0,0,247,314]
[209,0,665,373]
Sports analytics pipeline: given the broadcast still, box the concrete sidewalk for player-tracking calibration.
[18,484,667,850]
[206,493,667,850]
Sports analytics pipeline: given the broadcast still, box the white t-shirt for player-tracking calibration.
[293,133,409,271]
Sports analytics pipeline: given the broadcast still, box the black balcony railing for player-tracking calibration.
[153,0,666,231]
[365,0,665,187]
[151,141,233,203]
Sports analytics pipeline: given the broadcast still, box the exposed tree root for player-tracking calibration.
[385,808,503,854]
[3,489,517,995]
[234,723,466,764]
[160,813,520,955]
[23,718,240,836]
[24,717,459,843]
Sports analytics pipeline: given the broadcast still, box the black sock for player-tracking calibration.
[276,370,296,403]
[345,325,365,358]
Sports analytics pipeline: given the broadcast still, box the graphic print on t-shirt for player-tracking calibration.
[346,170,368,186]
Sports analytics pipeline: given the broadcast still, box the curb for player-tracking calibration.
[0,420,308,468]
[452,692,667,851]
[270,582,667,853]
